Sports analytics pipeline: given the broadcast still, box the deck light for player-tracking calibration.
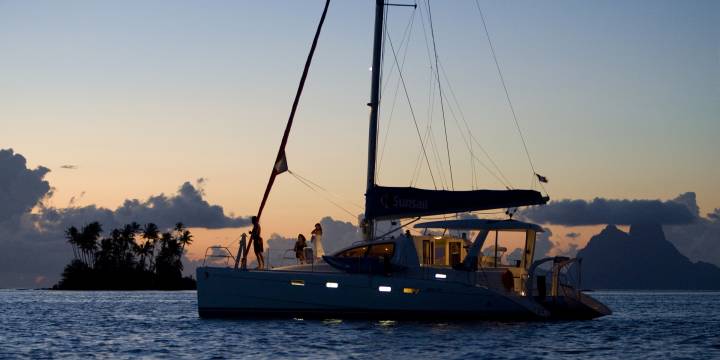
[378,286,392,292]
[435,273,447,279]
[326,282,339,288]
[290,280,305,286]
[403,288,420,294]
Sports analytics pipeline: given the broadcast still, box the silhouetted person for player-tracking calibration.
[311,223,324,261]
[235,233,247,269]
[294,234,307,264]
[250,216,265,270]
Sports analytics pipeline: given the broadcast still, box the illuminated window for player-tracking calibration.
[435,273,447,279]
[326,282,339,288]
[367,243,395,258]
[337,246,368,258]
[290,280,305,286]
[403,288,420,294]
[378,286,392,292]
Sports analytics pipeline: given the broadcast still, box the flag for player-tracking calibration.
[274,152,289,174]
[536,173,548,183]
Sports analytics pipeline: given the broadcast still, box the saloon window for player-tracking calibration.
[337,246,368,258]
[367,243,395,259]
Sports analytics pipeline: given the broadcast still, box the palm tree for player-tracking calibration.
[79,222,102,267]
[141,223,159,271]
[65,226,80,261]
[178,230,193,254]
[136,241,153,271]
[174,222,185,234]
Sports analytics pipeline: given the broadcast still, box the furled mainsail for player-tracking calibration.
[365,186,548,220]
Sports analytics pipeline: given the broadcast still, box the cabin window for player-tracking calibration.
[290,280,305,286]
[367,243,395,259]
[434,245,446,265]
[337,246,368,258]
[403,288,420,294]
[481,230,527,268]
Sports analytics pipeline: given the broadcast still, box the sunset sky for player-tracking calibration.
[2,0,718,264]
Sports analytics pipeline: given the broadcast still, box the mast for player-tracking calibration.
[365,0,384,238]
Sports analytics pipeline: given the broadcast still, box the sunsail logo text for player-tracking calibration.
[393,196,428,210]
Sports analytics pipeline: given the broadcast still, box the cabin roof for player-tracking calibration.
[414,219,544,232]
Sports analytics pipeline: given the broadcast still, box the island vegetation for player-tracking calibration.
[53,221,196,290]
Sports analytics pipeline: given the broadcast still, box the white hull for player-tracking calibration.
[196,266,550,320]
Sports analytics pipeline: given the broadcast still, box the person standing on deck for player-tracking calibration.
[294,234,307,264]
[250,216,265,269]
[310,223,324,261]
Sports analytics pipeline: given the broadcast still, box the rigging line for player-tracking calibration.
[408,1,437,188]
[474,0,538,183]
[386,17,438,190]
[427,121,450,189]
[419,72,450,190]
[418,2,448,191]
[289,171,358,221]
[409,62,435,187]
[378,8,417,175]
[409,4,449,189]
[436,59,515,189]
[432,73,509,189]
[427,0,454,190]
[430,62,499,186]
[380,8,416,96]
[288,169,363,210]
[438,84,509,188]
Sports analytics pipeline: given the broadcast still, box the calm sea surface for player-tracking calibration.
[1,290,719,359]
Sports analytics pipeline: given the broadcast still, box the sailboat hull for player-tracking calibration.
[196,267,550,320]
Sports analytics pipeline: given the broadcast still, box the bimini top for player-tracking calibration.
[414,219,544,232]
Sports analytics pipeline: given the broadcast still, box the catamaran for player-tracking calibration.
[196,0,611,320]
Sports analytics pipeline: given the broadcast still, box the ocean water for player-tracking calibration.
[1,290,719,359]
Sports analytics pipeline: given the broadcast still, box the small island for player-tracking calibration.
[53,221,196,290]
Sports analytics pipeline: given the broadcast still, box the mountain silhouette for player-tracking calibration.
[575,223,720,290]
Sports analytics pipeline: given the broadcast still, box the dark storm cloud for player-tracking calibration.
[519,194,697,226]
[0,149,51,222]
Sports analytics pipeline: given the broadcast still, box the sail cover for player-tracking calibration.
[365,186,548,220]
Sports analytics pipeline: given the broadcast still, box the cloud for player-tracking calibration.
[111,181,251,229]
[519,194,697,226]
[566,232,581,239]
[708,208,720,221]
[0,149,51,222]
[59,165,77,170]
[665,200,720,266]
[0,149,252,288]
